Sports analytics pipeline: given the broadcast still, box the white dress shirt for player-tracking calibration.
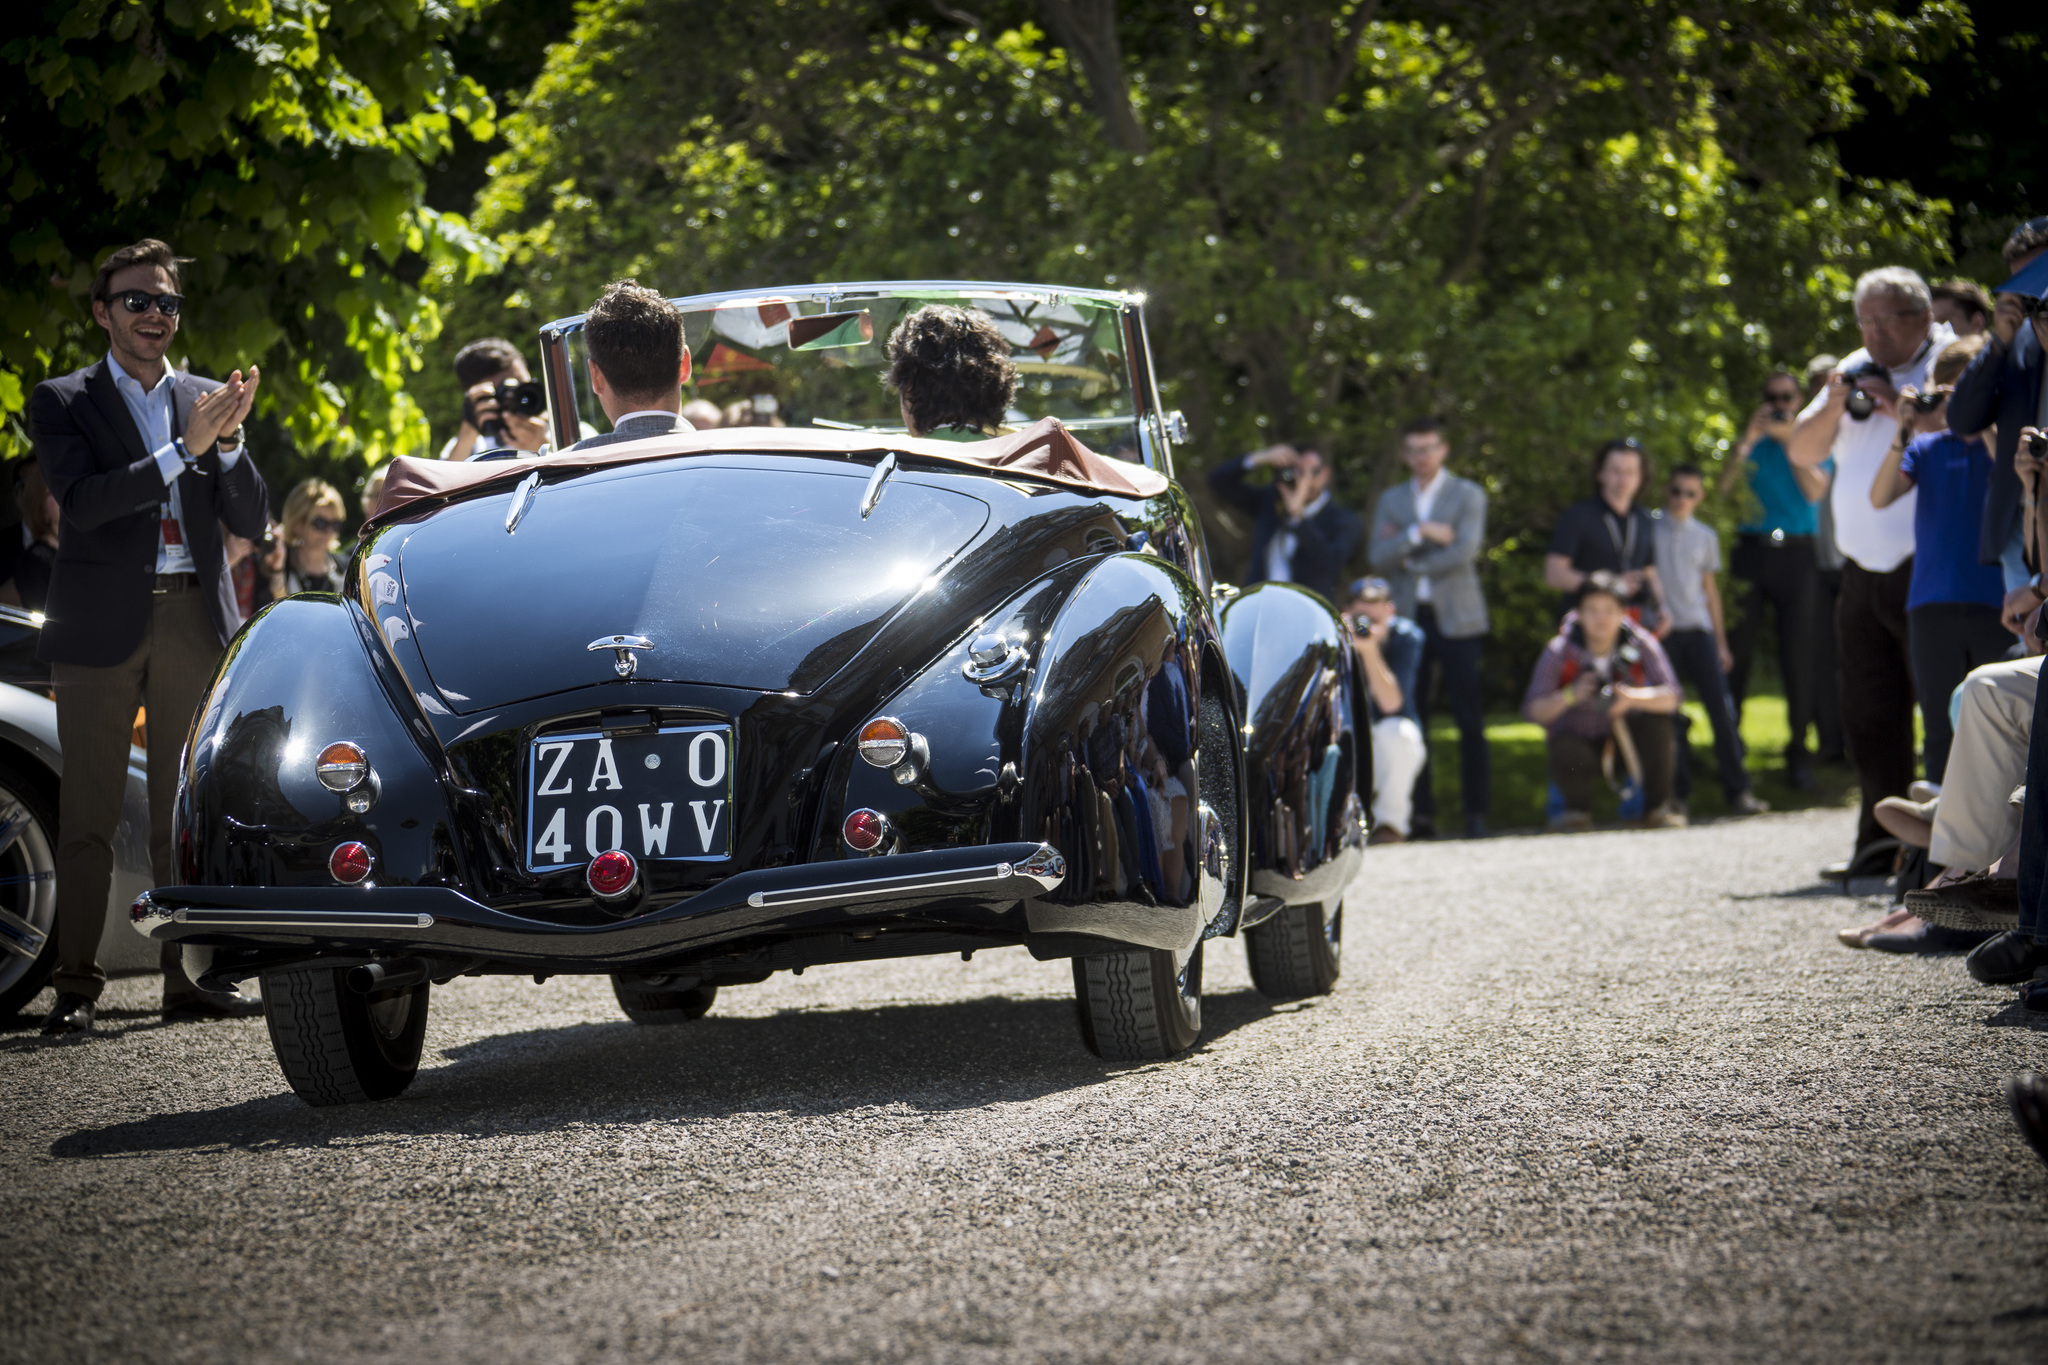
[1807,324,1952,574]
[107,355,245,575]
[1406,468,1447,602]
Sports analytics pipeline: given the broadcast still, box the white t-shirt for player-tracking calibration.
[1810,324,1953,573]
[1408,469,1446,602]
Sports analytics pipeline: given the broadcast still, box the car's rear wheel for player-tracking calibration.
[261,966,428,1105]
[611,974,717,1024]
[1073,940,1202,1061]
[1245,899,1342,999]
[0,764,60,1019]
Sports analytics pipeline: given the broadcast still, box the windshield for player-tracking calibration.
[560,287,1151,463]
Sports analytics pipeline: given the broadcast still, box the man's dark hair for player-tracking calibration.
[585,280,684,400]
[1668,461,1704,484]
[884,305,1018,433]
[91,239,190,302]
[454,337,525,388]
[1399,416,1446,440]
[1592,438,1648,494]
[1931,278,1992,323]
[2004,217,2048,272]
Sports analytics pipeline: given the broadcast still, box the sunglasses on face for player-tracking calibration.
[112,290,184,317]
[307,515,346,534]
[1765,389,1799,404]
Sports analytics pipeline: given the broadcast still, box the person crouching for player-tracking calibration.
[1344,577,1428,844]
[1523,576,1686,831]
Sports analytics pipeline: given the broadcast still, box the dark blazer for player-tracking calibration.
[1950,327,2043,566]
[1206,455,1363,604]
[30,357,269,666]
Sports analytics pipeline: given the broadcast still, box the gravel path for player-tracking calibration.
[4,808,2048,1364]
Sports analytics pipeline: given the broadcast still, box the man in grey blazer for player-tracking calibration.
[1368,417,1492,837]
[567,281,694,452]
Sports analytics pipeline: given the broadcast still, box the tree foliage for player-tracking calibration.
[0,0,503,466]
[438,0,1962,695]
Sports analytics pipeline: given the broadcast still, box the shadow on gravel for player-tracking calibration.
[1981,1001,2048,1032]
[48,986,1283,1160]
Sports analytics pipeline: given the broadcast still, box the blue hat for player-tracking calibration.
[1995,252,2048,300]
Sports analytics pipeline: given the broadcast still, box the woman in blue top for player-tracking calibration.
[1719,370,1832,785]
[1869,333,2014,782]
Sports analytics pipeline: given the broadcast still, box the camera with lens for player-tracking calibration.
[2029,431,2048,458]
[1276,464,1298,487]
[1908,390,1946,413]
[466,377,549,444]
[1841,359,1892,422]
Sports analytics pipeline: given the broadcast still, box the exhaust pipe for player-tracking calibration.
[346,957,431,995]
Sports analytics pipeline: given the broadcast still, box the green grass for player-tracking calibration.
[1423,693,1875,830]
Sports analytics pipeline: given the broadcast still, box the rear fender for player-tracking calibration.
[1013,554,1234,954]
[1216,582,1366,908]
[177,596,464,890]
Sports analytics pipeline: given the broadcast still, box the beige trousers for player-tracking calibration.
[51,581,221,1000]
[1929,655,2042,872]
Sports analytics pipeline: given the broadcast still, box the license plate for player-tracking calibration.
[526,724,733,871]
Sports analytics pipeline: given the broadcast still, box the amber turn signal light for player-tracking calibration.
[316,741,369,792]
[856,717,911,768]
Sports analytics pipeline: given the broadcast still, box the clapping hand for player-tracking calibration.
[185,366,261,455]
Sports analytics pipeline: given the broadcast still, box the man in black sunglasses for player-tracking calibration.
[25,238,270,1034]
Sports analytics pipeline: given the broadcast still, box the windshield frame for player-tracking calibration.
[538,280,1175,478]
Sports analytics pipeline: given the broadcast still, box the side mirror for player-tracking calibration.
[1165,410,1190,444]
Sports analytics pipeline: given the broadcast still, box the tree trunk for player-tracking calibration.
[1037,0,1148,154]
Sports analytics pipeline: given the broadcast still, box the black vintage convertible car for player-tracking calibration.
[133,282,1370,1105]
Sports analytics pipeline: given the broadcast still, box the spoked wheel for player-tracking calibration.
[611,974,717,1024]
[0,766,59,1019]
[1245,899,1342,999]
[262,966,429,1106]
[1073,940,1203,1061]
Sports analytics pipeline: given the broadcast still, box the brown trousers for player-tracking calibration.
[52,579,222,1000]
[1547,712,1678,815]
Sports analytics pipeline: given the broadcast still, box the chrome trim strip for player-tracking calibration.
[505,471,541,534]
[859,451,896,519]
[745,843,1065,909]
[171,909,436,930]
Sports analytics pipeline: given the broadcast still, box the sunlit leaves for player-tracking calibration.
[0,0,499,465]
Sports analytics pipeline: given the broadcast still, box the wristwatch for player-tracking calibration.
[216,426,244,454]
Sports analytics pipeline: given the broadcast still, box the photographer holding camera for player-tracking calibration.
[1522,577,1684,831]
[1207,441,1361,605]
[438,337,552,461]
[1789,266,1954,876]
[1342,577,1427,844]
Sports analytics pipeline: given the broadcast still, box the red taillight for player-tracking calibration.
[843,808,888,853]
[587,848,637,898]
[329,841,373,884]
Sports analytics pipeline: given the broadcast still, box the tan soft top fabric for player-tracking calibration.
[367,416,1167,529]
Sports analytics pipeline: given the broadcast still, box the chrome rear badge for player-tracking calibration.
[588,634,653,679]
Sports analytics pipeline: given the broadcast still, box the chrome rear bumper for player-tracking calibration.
[132,843,1066,970]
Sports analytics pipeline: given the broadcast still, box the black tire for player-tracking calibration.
[0,762,60,1019]
[1073,941,1202,1061]
[611,974,717,1024]
[261,966,428,1106]
[1245,900,1342,999]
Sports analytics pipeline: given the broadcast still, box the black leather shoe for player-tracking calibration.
[162,987,264,1022]
[1966,929,2048,986]
[2006,1073,2048,1168]
[1865,922,1994,954]
[1788,766,1817,792]
[39,991,96,1035]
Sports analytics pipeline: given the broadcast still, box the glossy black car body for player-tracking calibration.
[135,282,1369,1100]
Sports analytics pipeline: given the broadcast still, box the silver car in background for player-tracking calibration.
[0,605,155,1017]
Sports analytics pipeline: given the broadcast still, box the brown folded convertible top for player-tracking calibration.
[366,416,1168,529]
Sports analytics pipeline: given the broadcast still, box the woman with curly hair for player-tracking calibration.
[883,304,1018,439]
